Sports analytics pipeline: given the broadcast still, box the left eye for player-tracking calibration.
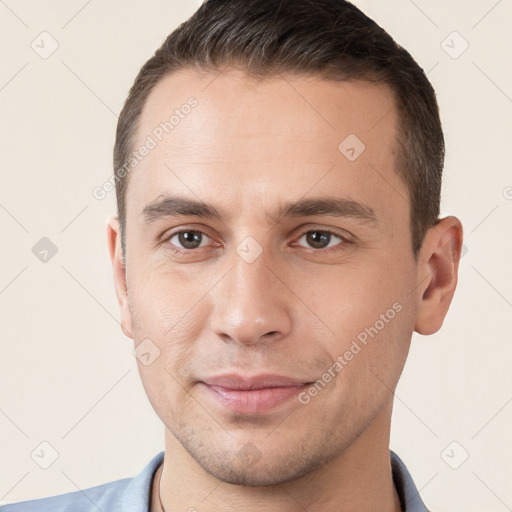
[168,230,212,250]
[296,230,345,250]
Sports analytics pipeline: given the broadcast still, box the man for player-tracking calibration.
[2,0,463,511]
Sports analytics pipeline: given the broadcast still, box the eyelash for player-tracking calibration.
[162,228,352,255]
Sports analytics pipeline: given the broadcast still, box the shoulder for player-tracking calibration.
[0,451,164,512]
[390,450,432,512]
[0,478,130,512]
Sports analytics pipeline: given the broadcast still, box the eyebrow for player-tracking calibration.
[141,194,377,225]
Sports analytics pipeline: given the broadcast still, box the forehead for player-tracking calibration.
[137,68,397,154]
[126,67,406,226]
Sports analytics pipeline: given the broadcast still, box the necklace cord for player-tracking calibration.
[158,464,165,512]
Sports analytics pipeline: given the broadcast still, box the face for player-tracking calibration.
[112,69,422,485]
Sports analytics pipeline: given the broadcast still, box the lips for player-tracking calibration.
[202,373,311,390]
[199,373,314,414]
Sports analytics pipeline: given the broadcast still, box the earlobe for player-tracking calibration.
[106,215,134,339]
[414,216,464,335]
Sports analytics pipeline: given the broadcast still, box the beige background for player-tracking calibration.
[0,1,511,510]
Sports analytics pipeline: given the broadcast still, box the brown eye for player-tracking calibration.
[169,230,210,250]
[297,230,345,250]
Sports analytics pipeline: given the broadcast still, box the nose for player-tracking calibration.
[210,248,293,346]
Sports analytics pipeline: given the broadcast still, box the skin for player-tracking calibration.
[107,68,463,512]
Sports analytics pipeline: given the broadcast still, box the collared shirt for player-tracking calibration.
[1,450,430,511]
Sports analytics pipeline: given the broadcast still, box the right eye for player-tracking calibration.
[166,230,214,252]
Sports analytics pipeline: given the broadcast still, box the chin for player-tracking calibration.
[201,460,313,487]
[183,435,342,487]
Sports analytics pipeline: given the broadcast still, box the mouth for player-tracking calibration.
[199,373,315,415]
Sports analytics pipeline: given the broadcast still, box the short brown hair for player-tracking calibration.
[113,0,444,260]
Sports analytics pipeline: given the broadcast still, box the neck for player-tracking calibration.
[152,398,402,512]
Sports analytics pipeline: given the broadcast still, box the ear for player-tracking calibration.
[414,216,464,335]
[107,215,133,339]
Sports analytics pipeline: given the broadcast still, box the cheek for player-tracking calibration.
[306,293,413,423]
[136,359,195,432]
[131,296,202,428]
[127,261,211,338]
[299,266,396,329]
[296,255,415,370]
[127,265,210,401]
